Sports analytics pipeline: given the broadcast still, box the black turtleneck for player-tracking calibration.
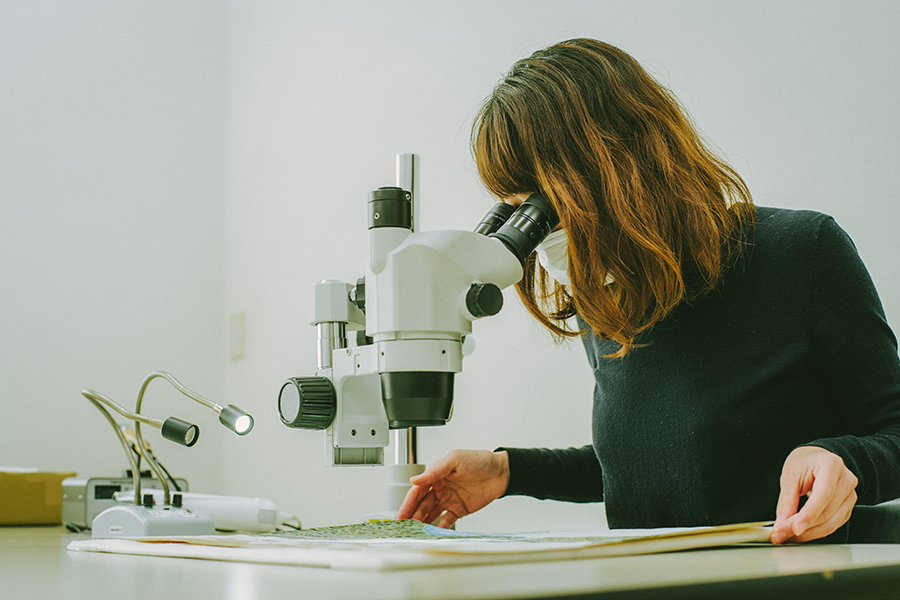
[503,207,900,530]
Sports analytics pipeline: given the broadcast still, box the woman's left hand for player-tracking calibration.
[770,446,858,544]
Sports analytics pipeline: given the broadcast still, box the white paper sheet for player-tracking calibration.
[68,520,773,571]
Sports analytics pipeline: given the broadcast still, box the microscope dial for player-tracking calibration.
[466,282,504,318]
[278,377,336,430]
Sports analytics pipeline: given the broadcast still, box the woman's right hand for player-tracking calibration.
[396,449,510,529]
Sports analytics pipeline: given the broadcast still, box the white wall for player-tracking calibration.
[221,0,900,531]
[0,2,229,493]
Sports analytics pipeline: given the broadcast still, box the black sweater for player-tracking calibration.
[503,207,900,529]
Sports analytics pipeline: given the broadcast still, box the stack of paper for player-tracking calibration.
[67,519,773,571]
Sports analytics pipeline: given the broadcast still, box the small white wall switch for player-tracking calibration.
[229,312,246,361]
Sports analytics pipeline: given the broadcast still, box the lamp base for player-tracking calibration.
[91,504,215,538]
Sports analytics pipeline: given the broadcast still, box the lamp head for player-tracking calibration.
[219,404,254,435]
[161,417,200,447]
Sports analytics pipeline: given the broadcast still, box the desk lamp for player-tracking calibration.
[82,371,254,538]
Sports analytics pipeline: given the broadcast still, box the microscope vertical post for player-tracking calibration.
[395,427,417,465]
[371,153,427,521]
[392,152,421,472]
[396,153,419,234]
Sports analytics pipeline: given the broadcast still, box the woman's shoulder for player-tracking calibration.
[753,205,836,234]
[749,205,848,257]
[737,206,863,295]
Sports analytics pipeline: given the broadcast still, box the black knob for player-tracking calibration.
[466,283,504,318]
[279,377,337,430]
[368,187,412,230]
[351,276,366,312]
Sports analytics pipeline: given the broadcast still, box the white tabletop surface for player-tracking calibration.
[5,526,900,599]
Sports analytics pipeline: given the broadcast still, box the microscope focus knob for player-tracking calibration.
[278,377,336,430]
[466,283,504,318]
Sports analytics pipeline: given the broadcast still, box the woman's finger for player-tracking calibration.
[789,490,857,543]
[411,490,439,522]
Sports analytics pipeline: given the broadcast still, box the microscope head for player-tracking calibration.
[367,189,559,428]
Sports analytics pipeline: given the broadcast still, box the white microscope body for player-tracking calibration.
[278,168,558,517]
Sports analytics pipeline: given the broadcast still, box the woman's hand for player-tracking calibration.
[396,449,510,529]
[770,446,858,544]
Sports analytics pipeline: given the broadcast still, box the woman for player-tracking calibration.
[397,39,900,544]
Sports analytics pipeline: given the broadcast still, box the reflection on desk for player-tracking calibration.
[4,526,900,599]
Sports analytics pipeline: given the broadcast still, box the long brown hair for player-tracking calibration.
[473,39,754,356]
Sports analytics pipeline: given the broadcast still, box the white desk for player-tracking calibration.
[5,526,900,599]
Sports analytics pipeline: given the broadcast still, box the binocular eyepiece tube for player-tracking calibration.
[475,193,560,265]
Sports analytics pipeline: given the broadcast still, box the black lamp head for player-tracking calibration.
[160,417,200,447]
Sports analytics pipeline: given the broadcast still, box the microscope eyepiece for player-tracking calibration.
[488,193,560,266]
[473,202,516,235]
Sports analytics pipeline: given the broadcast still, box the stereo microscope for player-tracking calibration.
[277,155,559,519]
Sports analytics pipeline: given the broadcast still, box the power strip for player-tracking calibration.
[114,490,298,532]
[91,504,215,538]
[62,476,189,531]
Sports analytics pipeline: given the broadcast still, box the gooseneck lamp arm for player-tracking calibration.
[81,371,254,508]
[80,393,143,502]
[136,372,254,436]
[133,371,254,505]
[80,388,197,506]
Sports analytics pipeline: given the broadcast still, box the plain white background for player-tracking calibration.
[1,2,228,493]
[2,1,898,532]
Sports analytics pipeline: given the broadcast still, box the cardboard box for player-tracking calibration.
[0,470,77,525]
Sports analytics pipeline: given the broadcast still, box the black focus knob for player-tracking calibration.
[279,377,337,430]
[466,283,504,318]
